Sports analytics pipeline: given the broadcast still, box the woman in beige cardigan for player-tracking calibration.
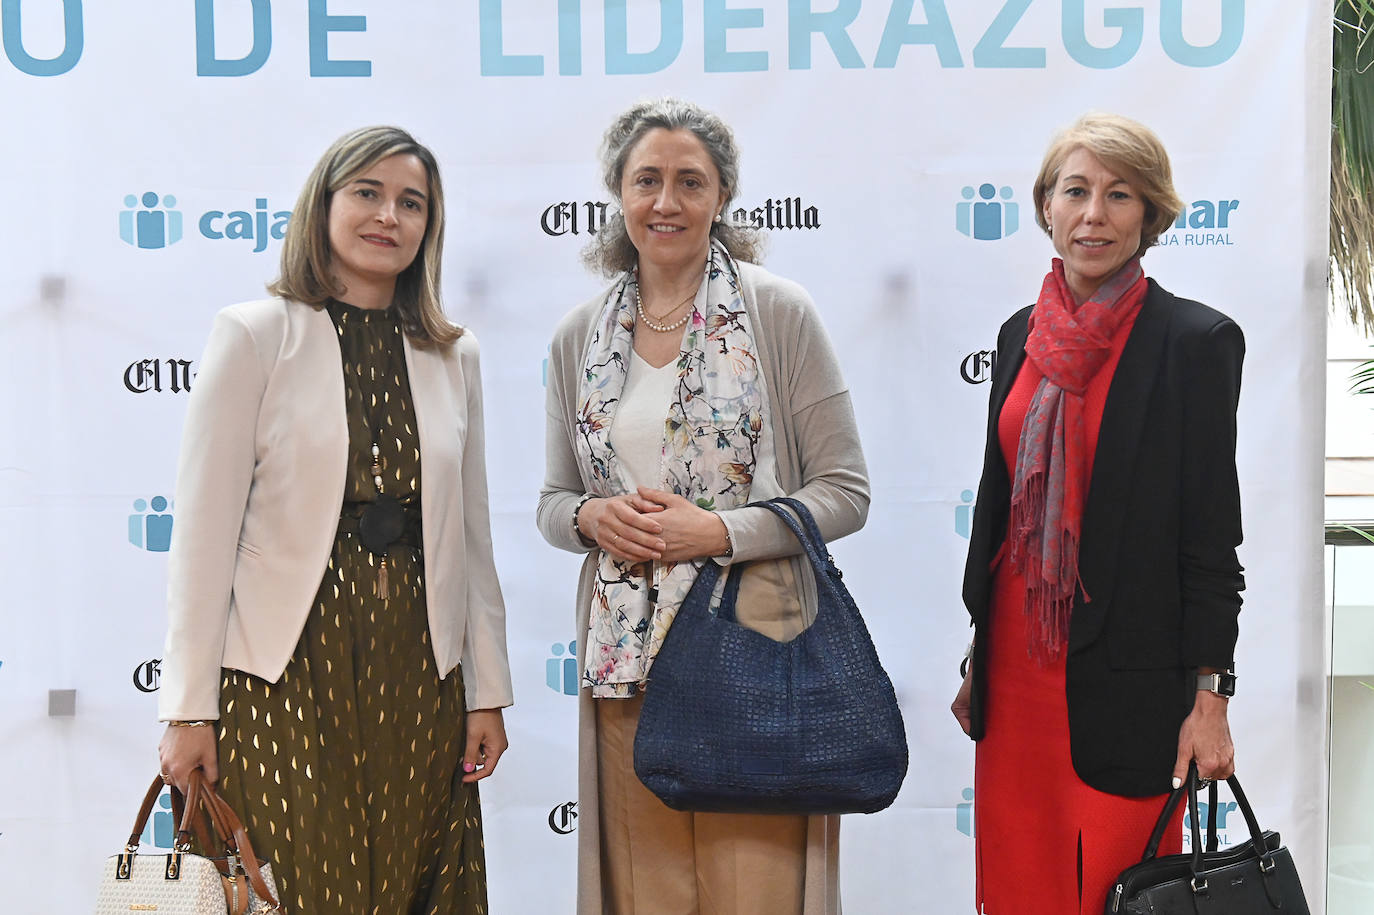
[157,126,512,913]
[538,98,869,915]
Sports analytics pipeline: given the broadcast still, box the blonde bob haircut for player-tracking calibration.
[1032,112,1184,259]
[269,125,460,344]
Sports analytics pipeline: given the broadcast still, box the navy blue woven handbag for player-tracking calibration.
[633,497,908,815]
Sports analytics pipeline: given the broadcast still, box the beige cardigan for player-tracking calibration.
[537,261,870,914]
[159,297,513,721]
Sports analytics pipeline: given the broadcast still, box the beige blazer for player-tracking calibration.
[159,297,512,721]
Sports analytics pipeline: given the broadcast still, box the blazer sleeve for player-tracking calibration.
[159,309,268,721]
[1178,317,1246,668]
[718,284,870,561]
[456,335,514,711]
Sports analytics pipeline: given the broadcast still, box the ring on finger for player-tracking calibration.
[612,533,621,545]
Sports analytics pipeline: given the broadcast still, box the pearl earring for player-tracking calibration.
[713,213,722,223]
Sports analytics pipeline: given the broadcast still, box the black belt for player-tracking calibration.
[338,500,422,553]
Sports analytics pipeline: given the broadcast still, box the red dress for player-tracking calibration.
[974,312,1182,914]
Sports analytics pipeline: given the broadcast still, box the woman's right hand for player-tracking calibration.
[951,667,974,736]
[580,494,665,563]
[158,723,219,795]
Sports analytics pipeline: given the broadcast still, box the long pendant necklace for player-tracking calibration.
[350,316,406,601]
[358,442,405,600]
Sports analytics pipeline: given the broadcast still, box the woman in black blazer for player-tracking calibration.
[951,113,1244,914]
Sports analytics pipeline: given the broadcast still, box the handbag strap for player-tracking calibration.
[173,770,209,853]
[715,560,745,623]
[125,774,177,852]
[704,497,848,628]
[1206,779,1219,853]
[747,499,842,594]
[769,497,830,560]
[183,771,283,911]
[1140,763,1193,861]
[1138,762,1232,863]
[120,772,280,910]
[170,780,220,856]
[198,780,282,910]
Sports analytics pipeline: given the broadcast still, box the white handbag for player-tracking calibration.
[94,771,282,914]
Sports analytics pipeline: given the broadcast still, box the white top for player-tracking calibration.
[609,345,782,555]
[609,350,679,488]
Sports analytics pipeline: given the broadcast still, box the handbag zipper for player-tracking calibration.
[1111,883,1123,912]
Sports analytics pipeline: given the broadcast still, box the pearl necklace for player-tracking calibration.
[635,282,695,333]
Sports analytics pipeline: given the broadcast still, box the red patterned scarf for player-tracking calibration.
[1008,257,1146,661]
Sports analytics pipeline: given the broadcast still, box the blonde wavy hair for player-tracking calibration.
[269,125,460,343]
[1032,112,1185,258]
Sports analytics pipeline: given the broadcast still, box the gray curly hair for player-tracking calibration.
[583,97,762,277]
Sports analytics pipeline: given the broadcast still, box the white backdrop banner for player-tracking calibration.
[0,2,1331,912]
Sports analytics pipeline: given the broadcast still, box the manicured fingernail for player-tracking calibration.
[464,762,475,773]
[1172,777,1182,789]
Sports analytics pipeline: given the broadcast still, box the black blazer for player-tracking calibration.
[962,279,1245,796]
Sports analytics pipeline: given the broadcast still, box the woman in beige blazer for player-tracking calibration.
[157,126,512,913]
[538,98,868,915]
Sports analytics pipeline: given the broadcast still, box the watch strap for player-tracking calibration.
[1197,671,1236,697]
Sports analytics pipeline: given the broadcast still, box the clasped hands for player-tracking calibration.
[580,487,729,564]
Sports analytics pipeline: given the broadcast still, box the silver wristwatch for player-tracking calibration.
[1197,671,1237,697]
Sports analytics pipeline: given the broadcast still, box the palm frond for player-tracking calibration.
[1350,351,1374,393]
[1332,1,1374,331]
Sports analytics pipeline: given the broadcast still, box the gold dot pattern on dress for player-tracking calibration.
[214,300,486,914]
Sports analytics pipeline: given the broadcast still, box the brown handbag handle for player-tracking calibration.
[189,771,283,912]
[123,774,172,851]
[168,778,219,855]
[122,773,216,855]
[124,771,282,911]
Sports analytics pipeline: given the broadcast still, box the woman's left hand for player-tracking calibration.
[1171,689,1234,788]
[462,708,509,783]
[635,487,730,563]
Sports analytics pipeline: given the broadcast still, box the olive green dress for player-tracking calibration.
[214,300,487,914]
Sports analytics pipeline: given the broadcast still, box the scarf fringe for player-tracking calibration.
[1010,480,1081,665]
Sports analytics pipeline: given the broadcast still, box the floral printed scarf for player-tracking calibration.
[575,242,768,698]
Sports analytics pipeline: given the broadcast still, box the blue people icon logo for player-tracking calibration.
[547,640,579,696]
[139,788,176,849]
[957,787,975,836]
[120,192,184,249]
[129,496,174,552]
[956,183,1019,241]
[955,490,975,540]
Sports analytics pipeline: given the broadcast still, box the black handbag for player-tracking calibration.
[1107,763,1310,914]
[633,497,909,815]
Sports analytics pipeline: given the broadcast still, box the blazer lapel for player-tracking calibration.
[989,317,1029,441]
[1070,282,1171,651]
